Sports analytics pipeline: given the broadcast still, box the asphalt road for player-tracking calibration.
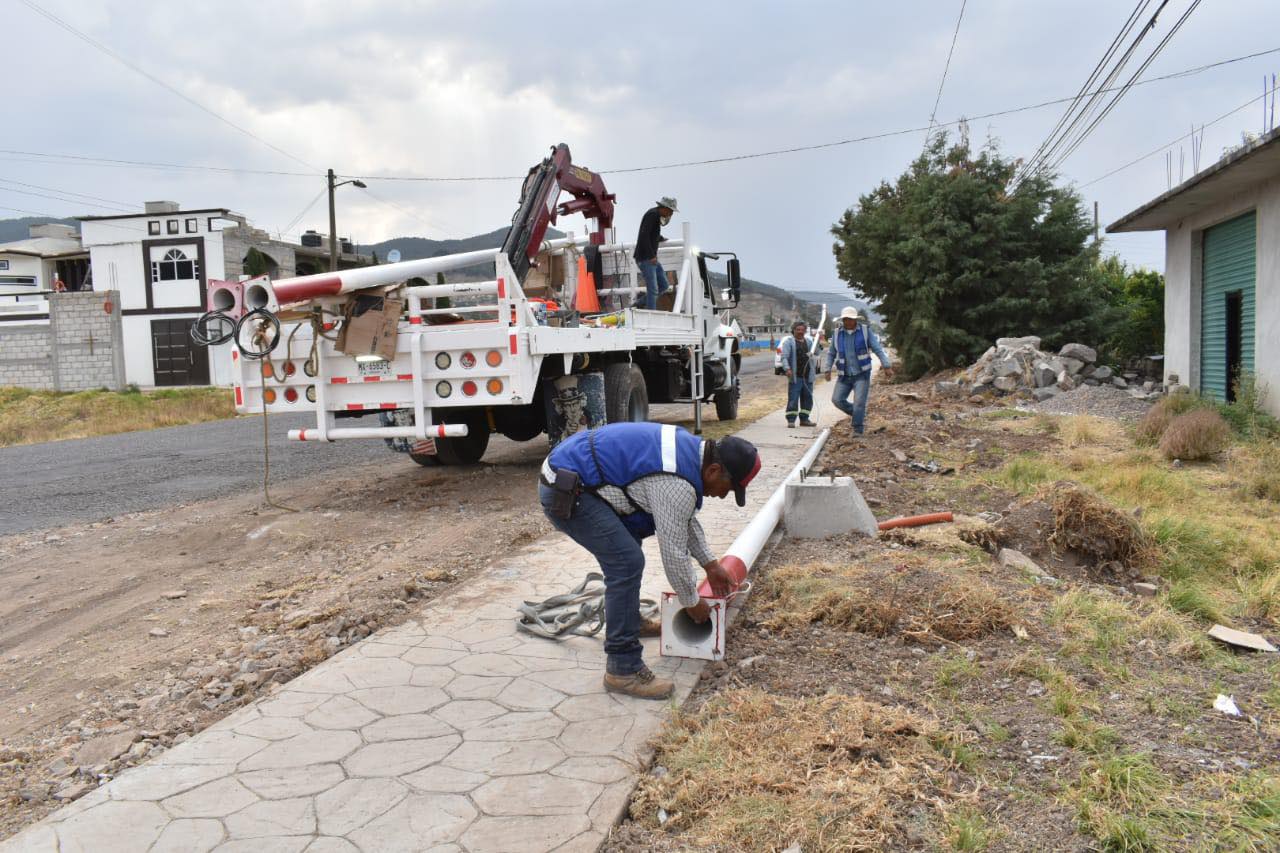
[0,355,776,537]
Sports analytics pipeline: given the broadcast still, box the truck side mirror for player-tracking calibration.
[727,258,741,301]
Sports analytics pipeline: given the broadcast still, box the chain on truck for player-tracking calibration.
[189,143,746,465]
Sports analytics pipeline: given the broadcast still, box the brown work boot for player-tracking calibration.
[639,616,662,638]
[603,667,674,700]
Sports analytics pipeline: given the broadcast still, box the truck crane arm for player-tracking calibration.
[501,143,615,284]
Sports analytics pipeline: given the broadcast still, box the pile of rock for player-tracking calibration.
[961,337,1151,401]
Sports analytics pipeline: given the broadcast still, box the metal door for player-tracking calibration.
[1200,212,1256,400]
[151,318,210,386]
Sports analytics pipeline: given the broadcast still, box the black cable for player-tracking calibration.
[1015,1,1152,184]
[17,0,317,171]
[0,177,138,209]
[0,185,135,213]
[190,311,236,347]
[922,0,968,150]
[1048,0,1203,173]
[235,309,281,359]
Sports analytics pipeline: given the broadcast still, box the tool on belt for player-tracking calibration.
[516,572,659,640]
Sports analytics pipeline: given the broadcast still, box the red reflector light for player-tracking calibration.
[461,380,478,397]
[284,387,298,402]
[460,351,476,369]
[284,362,296,376]
[485,350,502,367]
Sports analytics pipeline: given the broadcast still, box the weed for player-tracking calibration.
[945,808,992,851]
[1217,372,1280,440]
[1134,393,1207,445]
[1055,718,1118,755]
[1050,588,1137,656]
[929,731,980,772]
[994,454,1058,493]
[983,720,1012,743]
[1049,681,1085,718]
[1232,439,1280,502]
[1092,812,1156,852]
[1080,753,1166,809]
[936,654,980,693]
[1060,415,1106,448]
[1164,580,1223,623]
[1158,408,1231,461]
[1149,517,1231,581]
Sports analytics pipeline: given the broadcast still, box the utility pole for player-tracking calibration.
[1093,201,1100,243]
[327,169,367,271]
[327,169,338,271]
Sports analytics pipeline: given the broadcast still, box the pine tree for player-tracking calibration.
[831,134,1119,377]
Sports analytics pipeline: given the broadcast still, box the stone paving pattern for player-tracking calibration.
[4,409,823,852]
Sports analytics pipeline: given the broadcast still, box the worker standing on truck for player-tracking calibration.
[824,306,893,435]
[634,196,677,309]
[780,321,817,428]
[539,423,760,699]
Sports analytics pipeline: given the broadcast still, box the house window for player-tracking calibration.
[148,221,161,236]
[185,218,198,233]
[167,220,179,235]
[151,248,199,283]
[0,260,8,271]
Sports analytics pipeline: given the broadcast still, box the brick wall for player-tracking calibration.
[0,291,125,391]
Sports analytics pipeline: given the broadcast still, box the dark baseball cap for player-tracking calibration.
[716,435,761,506]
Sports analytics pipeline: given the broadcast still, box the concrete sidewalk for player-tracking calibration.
[4,406,839,853]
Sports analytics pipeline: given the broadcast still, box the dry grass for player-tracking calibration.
[1059,415,1107,448]
[1158,408,1231,461]
[763,561,1017,645]
[0,386,235,447]
[1134,393,1207,446]
[1049,484,1159,570]
[630,689,961,852]
[674,387,782,441]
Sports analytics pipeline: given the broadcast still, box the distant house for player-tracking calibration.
[0,223,90,300]
[78,201,367,387]
[1108,127,1280,415]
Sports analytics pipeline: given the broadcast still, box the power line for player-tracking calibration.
[1079,81,1278,189]
[358,186,454,238]
[1,46,1275,185]
[17,0,317,171]
[922,0,968,150]
[0,184,135,213]
[1046,0,1202,174]
[278,186,327,237]
[0,177,138,210]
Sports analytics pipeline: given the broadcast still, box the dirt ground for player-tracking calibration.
[608,379,1280,852]
[0,363,782,839]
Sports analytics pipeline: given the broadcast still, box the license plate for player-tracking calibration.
[356,359,392,378]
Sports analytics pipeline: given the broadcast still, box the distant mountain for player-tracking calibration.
[791,289,882,324]
[0,216,78,243]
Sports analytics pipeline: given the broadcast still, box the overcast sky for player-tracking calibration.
[4,0,1277,294]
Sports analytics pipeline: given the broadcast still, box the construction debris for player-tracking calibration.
[957,337,1163,401]
[1207,624,1278,653]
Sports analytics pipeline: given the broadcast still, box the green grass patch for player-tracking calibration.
[1164,580,1223,623]
[945,807,993,851]
[0,385,235,447]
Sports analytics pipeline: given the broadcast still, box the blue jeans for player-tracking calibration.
[539,482,646,675]
[786,377,813,423]
[831,372,871,433]
[638,260,667,309]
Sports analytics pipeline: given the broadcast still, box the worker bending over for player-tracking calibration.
[633,196,677,309]
[824,306,893,435]
[539,423,760,699]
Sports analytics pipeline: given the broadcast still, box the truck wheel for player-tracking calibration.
[604,363,649,423]
[434,412,490,465]
[714,376,740,421]
[408,449,440,467]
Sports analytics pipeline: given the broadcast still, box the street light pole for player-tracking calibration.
[328,168,338,272]
[326,169,367,272]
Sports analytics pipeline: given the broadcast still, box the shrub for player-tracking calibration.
[1158,409,1231,461]
[1134,393,1207,445]
[1216,372,1280,440]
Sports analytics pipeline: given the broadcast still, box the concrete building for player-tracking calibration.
[1109,127,1280,414]
[77,201,366,387]
[0,223,90,302]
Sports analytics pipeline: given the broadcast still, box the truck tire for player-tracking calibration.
[713,376,740,421]
[434,412,490,465]
[604,363,649,423]
[408,449,440,467]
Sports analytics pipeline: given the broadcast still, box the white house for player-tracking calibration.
[78,201,365,387]
[1108,127,1280,415]
[0,223,90,302]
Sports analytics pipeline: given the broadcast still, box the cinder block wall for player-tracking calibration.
[0,291,126,391]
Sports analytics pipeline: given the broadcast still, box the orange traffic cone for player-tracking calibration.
[575,255,600,313]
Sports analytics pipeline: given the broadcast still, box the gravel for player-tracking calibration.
[1023,384,1156,421]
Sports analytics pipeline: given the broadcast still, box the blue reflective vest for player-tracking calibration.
[833,326,873,375]
[548,422,704,538]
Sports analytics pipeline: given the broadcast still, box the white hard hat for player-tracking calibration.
[839,306,859,320]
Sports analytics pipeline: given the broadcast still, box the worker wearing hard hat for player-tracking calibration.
[824,306,893,435]
[539,423,760,699]
[633,196,677,309]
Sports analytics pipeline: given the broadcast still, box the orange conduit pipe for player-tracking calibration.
[877,511,954,531]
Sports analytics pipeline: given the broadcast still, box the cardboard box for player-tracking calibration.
[337,295,402,361]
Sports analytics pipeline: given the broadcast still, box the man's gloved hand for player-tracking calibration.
[684,598,712,624]
[825,370,833,382]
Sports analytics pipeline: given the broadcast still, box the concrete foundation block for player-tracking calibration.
[784,476,879,539]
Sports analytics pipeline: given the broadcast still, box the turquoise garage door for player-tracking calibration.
[1200,211,1256,402]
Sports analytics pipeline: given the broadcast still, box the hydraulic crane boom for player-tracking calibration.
[501,143,615,283]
